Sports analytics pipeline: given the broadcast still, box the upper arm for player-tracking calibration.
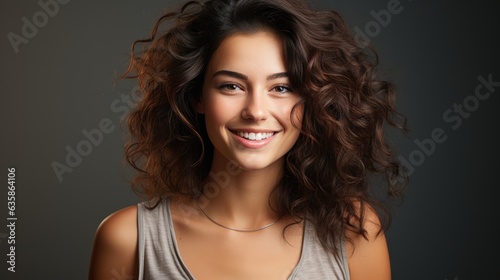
[88,205,138,280]
[345,205,391,280]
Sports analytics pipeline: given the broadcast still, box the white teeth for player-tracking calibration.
[237,131,274,140]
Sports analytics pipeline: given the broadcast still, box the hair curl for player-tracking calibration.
[123,0,407,255]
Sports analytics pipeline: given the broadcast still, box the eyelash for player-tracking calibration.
[218,83,242,91]
[272,85,293,93]
[217,83,293,94]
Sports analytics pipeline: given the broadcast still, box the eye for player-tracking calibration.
[272,85,293,94]
[218,83,242,91]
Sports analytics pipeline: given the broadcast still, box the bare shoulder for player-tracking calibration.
[93,205,138,245]
[88,205,138,280]
[345,202,391,280]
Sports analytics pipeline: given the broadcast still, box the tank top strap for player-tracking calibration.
[137,198,194,279]
[288,218,350,279]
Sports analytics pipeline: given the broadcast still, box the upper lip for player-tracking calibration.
[229,128,278,133]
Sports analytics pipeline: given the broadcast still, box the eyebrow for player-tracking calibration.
[212,70,288,81]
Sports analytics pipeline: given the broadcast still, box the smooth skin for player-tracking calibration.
[88,32,391,280]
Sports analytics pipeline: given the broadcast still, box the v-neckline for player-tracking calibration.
[165,198,307,280]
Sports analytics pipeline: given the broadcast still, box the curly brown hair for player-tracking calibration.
[123,0,407,255]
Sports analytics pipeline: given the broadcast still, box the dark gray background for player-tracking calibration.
[1,0,498,279]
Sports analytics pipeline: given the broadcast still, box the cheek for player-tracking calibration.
[277,99,303,129]
[291,104,304,130]
[203,97,236,125]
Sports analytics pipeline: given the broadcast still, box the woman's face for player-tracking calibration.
[199,31,303,171]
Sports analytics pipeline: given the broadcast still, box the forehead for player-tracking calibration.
[205,31,287,76]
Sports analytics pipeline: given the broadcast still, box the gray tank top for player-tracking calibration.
[137,199,350,279]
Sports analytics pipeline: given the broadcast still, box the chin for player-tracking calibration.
[230,156,283,172]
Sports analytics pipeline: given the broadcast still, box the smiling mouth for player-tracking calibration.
[234,131,275,141]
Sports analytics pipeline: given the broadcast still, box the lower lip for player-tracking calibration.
[231,132,277,149]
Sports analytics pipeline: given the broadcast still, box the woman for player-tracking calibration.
[89,0,407,279]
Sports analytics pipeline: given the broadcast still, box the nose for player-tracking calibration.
[241,90,268,121]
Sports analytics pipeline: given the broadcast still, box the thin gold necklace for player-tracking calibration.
[195,200,280,232]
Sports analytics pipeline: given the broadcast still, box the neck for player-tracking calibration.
[196,154,283,228]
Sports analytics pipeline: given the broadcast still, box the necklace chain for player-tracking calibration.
[195,200,280,232]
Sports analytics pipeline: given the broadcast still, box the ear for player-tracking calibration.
[196,99,205,114]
